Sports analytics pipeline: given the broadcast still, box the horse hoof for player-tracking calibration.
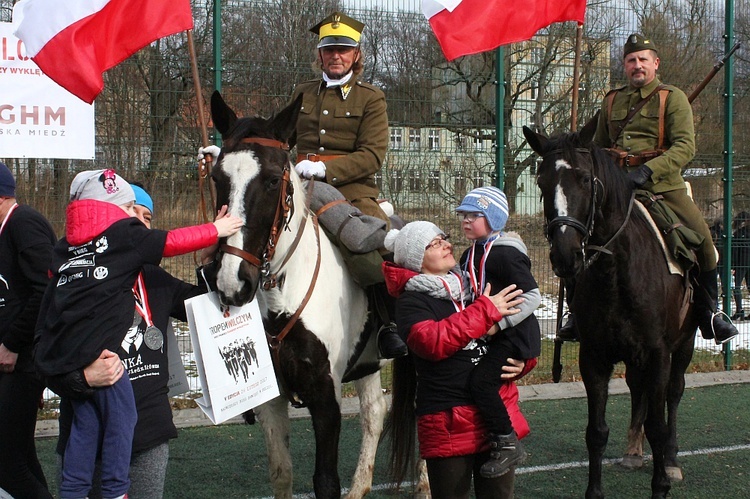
[620,454,644,469]
[413,493,431,499]
[666,466,683,481]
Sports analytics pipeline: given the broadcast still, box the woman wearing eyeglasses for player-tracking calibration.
[382,221,536,498]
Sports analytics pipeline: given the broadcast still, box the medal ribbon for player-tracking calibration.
[0,202,18,238]
[438,272,465,312]
[465,234,499,299]
[132,272,154,327]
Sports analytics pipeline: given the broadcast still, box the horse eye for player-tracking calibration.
[268,177,281,189]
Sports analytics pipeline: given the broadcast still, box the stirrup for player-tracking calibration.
[711,310,739,346]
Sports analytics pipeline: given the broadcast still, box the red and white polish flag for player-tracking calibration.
[14,0,193,103]
[423,0,586,61]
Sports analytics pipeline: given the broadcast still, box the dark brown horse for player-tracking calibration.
[523,116,697,499]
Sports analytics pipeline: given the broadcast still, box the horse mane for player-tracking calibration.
[223,115,274,147]
[546,129,634,214]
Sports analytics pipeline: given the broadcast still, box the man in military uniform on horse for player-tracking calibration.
[558,34,738,346]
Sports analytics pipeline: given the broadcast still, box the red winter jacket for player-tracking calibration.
[383,261,536,459]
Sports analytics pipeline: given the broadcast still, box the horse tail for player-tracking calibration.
[383,354,418,488]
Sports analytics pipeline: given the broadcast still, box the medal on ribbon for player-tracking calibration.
[133,272,163,351]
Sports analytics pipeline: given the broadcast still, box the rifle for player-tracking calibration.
[688,42,741,103]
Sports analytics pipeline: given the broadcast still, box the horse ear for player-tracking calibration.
[522,125,547,155]
[579,111,600,146]
[211,90,238,137]
[269,94,303,143]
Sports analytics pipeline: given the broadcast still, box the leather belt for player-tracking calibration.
[296,153,344,163]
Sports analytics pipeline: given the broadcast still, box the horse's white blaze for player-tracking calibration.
[216,151,260,295]
[554,183,570,234]
[555,158,572,171]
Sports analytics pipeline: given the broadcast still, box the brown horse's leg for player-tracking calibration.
[581,353,612,499]
[622,369,647,469]
[643,352,672,499]
[307,383,342,498]
[664,334,695,481]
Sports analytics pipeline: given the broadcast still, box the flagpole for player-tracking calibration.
[570,23,583,131]
[186,28,215,223]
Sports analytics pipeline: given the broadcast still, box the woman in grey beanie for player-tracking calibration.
[382,221,534,498]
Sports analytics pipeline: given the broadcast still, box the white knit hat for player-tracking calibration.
[384,221,445,272]
[70,169,135,207]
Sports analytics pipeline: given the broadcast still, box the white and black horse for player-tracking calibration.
[523,117,697,499]
[209,91,388,498]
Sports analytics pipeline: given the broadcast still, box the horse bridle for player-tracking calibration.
[542,147,635,270]
[219,137,300,290]
[217,136,323,408]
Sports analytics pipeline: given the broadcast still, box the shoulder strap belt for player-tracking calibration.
[608,84,666,146]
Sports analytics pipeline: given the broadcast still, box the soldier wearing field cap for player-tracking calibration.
[290,11,390,225]
[569,33,738,345]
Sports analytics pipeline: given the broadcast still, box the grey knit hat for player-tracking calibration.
[70,169,135,207]
[384,221,445,272]
[0,163,15,197]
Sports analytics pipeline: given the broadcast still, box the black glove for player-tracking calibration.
[628,165,653,188]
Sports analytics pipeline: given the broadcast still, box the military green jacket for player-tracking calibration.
[291,77,388,203]
[593,77,695,194]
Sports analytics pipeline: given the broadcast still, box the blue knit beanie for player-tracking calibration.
[131,185,154,216]
[0,163,15,197]
[456,186,509,231]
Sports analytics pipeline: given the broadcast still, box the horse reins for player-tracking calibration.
[543,147,636,271]
[220,137,294,288]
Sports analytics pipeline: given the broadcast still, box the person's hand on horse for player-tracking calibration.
[484,283,524,318]
[83,349,124,387]
[200,205,233,264]
[295,160,326,179]
[198,145,221,168]
[213,205,244,238]
[627,165,653,189]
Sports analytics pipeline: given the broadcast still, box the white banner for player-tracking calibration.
[0,17,95,159]
[185,292,279,424]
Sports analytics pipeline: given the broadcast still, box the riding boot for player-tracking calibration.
[696,269,740,345]
[377,322,407,359]
[557,313,579,342]
[557,278,579,341]
[368,283,408,358]
[479,432,527,479]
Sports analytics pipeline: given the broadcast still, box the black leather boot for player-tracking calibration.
[377,322,407,359]
[479,432,527,478]
[557,278,579,341]
[557,313,579,342]
[697,269,739,345]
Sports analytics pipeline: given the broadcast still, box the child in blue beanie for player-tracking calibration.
[456,186,541,478]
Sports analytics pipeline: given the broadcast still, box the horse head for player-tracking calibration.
[522,114,606,278]
[210,91,303,306]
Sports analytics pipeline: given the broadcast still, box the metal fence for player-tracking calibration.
[2,0,748,398]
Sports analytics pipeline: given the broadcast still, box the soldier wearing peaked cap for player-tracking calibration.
[556,34,738,345]
[290,11,390,226]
